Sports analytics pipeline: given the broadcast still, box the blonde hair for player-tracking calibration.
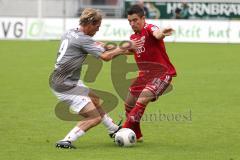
[80,8,102,26]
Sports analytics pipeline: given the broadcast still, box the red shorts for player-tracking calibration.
[129,73,172,100]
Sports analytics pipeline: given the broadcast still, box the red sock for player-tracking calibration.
[123,102,146,137]
[134,122,143,139]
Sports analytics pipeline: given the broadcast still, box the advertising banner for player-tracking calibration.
[27,18,63,39]
[1,17,240,43]
[125,1,240,19]
[0,18,26,39]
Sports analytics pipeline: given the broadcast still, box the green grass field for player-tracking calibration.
[0,41,239,160]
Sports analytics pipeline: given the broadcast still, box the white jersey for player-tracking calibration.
[49,28,105,92]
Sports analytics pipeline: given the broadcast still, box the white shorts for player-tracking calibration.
[52,80,91,114]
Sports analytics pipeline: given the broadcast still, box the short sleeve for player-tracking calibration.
[147,24,159,35]
[74,35,105,58]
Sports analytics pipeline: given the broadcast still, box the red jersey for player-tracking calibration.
[130,23,177,77]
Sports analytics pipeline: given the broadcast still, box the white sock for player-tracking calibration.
[62,126,85,142]
[102,114,119,133]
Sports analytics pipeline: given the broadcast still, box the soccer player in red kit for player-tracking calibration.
[122,5,177,142]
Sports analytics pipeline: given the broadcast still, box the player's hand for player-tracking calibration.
[130,40,137,50]
[162,27,174,36]
[119,40,136,51]
[130,39,143,50]
[119,41,135,55]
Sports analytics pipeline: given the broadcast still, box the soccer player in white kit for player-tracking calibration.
[49,8,130,149]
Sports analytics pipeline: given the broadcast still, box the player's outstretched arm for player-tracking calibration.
[99,47,127,61]
[99,40,135,61]
[153,27,174,40]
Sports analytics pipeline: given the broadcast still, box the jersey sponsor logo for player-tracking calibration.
[134,36,146,57]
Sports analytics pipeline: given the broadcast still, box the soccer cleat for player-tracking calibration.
[109,119,123,138]
[109,126,122,138]
[55,141,76,149]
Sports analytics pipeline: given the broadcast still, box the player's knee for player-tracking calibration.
[91,97,100,107]
[137,96,152,105]
[137,89,155,105]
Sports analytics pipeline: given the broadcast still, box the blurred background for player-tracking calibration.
[1,0,240,19]
[1,0,240,42]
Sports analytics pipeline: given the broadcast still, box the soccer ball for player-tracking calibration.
[114,128,136,147]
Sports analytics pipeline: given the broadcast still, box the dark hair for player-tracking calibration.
[127,4,145,17]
